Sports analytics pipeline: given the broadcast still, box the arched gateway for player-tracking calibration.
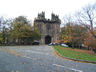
[45,35,51,44]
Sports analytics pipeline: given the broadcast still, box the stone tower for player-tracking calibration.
[34,12,61,44]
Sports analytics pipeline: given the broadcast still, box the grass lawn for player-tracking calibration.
[53,46,96,62]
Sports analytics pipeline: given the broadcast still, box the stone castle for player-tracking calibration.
[34,12,61,44]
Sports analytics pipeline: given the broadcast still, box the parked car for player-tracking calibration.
[48,43,56,46]
[61,43,68,47]
[32,41,40,45]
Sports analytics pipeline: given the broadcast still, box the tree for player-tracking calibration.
[61,3,96,50]
[76,3,96,30]
[10,16,41,45]
[0,32,3,45]
[70,24,88,48]
[32,30,41,40]
[61,22,88,48]
[75,4,96,48]
[0,17,3,44]
[10,16,33,45]
[0,17,10,45]
[60,22,72,43]
[84,31,96,52]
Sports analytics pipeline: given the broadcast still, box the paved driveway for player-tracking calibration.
[0,45,96,72]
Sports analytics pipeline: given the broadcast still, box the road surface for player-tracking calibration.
[0,45,96,72]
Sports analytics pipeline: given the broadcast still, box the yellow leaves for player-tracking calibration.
[0,37,3,41]
[63,35,72,43]
[84,31,96,49]
[61,23,88,47]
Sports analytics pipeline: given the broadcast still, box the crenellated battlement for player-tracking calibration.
[35,12,60,23]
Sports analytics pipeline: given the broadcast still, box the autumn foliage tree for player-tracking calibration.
[60,22,72,43]
[71,24,88,48]
[60,3,96,52]
[61,22,88,48]
[84,30,96,52]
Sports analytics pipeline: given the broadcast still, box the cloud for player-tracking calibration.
[0,0,95,21]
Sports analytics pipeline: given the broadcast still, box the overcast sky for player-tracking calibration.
[0,0,95,21]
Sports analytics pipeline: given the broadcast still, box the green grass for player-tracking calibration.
[53,46,96,62]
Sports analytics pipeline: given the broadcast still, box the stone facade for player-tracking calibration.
[34,12,61,44]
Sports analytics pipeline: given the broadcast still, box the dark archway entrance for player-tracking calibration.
[45,35,51,44]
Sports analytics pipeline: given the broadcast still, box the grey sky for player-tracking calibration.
[0,0,95,21]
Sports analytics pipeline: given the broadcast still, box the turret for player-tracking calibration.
[37,12,45,20]
[51,13,59,21]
